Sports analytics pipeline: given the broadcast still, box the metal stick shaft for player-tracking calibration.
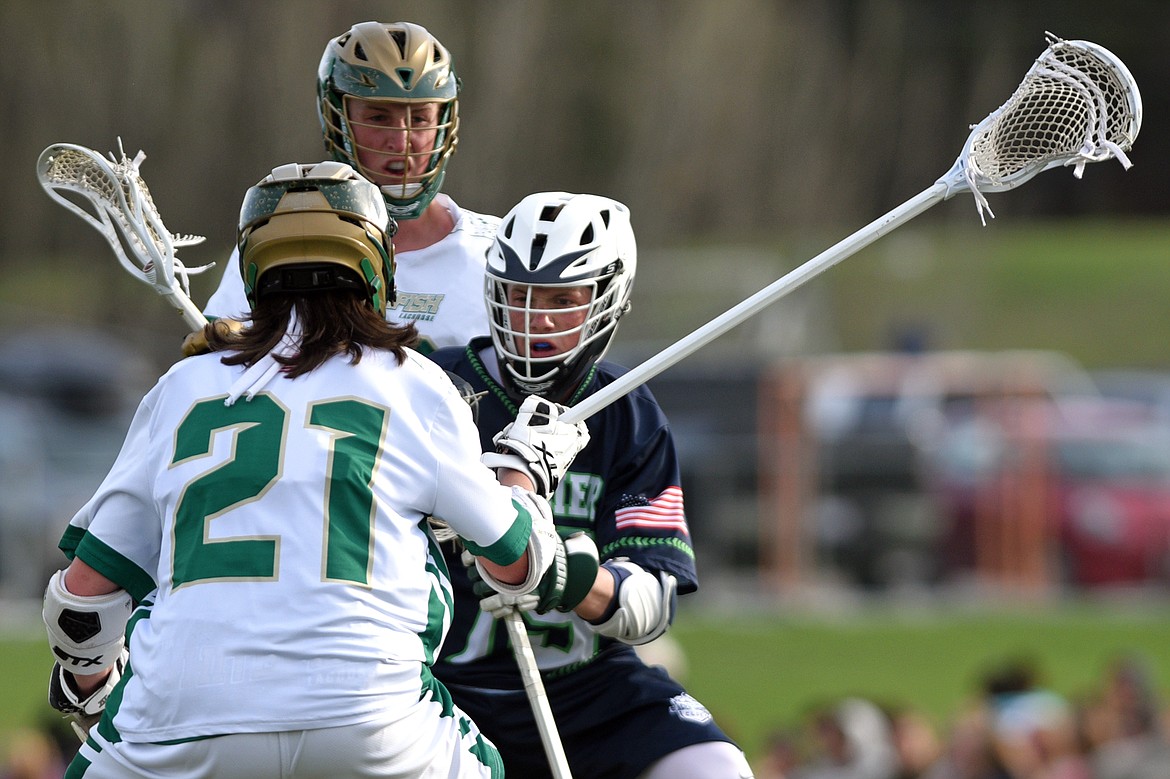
[504,611,573,779]
[563,183,948,425]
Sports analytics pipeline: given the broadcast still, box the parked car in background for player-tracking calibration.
[647,365,761,572]
[927,395,1170,589]
[1090,368,1170,426]
[782,350,1096,590]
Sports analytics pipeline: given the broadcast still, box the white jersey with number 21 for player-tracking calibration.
[62,347,530,743]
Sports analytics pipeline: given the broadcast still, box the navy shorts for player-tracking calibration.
[443,646,737,779]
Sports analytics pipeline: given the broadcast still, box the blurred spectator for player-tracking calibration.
[920,706,1009,779]
[889,706,944,778]
[1086,653,1170,779]
[791,697,901,779]
[757,726,805,779]
[0,725,65,779]
[752,651,1170,779]
[980,657,1090,779]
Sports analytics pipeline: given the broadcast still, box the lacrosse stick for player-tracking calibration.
[562,33,1141,426]
[437,538,573,776]
[504,611,574,778]
[36,139,213,331]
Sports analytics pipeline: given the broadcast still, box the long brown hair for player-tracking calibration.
[206,291,417,378]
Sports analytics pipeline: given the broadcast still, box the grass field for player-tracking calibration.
[669,599,1170,763]
[6,599,1170,769]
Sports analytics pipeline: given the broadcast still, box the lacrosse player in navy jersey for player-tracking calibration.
[42,164,591,779]
[200,21,495,355]
[430,192,754,779]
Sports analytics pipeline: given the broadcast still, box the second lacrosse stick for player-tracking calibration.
[37,140,212,331]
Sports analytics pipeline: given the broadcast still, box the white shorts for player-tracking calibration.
[68,695,503,779]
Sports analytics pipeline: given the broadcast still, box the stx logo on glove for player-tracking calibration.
[52,646,106,668]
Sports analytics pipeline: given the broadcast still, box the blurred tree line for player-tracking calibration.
[0,0,1164,360]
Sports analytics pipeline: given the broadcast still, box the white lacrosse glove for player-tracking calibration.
[481,395,590,497]
[464,532,600,618]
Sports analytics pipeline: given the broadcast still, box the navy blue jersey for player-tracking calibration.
[430,337,698,689]
[444,650,734,779]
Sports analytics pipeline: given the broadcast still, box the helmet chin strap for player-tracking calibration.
[488,349,564,407]
[498,354,596,408]
[502,366,561,405]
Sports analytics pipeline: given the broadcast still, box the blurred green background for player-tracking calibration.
[2,0,1165,370]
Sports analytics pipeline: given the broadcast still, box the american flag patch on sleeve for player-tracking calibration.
[614,486,687,534]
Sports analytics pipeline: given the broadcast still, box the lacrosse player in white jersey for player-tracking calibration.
[200,21,495,355]
[42,162,591,779]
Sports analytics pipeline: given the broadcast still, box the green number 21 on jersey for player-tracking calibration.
[171,394,386,589]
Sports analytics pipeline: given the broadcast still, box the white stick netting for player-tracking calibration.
[952,33,1141,223]
[38,142,211,296]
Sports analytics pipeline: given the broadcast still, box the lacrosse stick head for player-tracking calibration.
[942,34,1141,220]
[36,142,208,295]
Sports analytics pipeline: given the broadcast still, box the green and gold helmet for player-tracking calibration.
[237,161,397,316]
[317,21,460,221]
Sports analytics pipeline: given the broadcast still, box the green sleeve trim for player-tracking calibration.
[64,750,93,778]
[600,535,695,561]
[75,534,157,603]
[463,497,531,565]
[58,525,87,559]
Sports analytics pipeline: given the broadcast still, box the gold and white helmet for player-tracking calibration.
[317,21,460,221]
[237,161,396,315]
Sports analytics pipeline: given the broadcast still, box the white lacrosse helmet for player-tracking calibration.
[486,192,636,403]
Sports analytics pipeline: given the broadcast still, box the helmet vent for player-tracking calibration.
[600,209,611,227]
[579,224,594,245]
[396,68,415,88]
[503,216,515,239]
[353,42,368,62]
[539,204,565,222]
[389,30,408,58]
[529,235,547,269]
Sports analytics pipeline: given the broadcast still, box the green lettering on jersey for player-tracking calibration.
[170,394,388,589]
[550,472,605,521]
[171,395,287,588]
[308,399,387,585]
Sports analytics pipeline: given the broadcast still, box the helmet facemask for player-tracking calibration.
[487,277,626,400]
